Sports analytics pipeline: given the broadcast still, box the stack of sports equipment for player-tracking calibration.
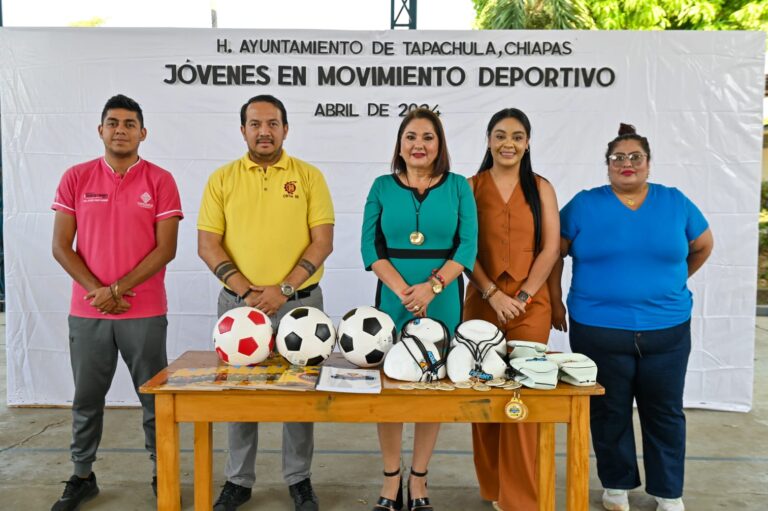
[508,341,597,389]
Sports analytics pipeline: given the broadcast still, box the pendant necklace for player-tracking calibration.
[405,173,433,246]
[613,184,647,207]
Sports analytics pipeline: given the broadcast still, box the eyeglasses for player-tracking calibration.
[608,152,647,167]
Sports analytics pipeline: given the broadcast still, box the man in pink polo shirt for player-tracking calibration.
[50,94,183,511]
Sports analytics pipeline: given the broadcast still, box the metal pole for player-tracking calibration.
[0,0,5,311]
[391,0,417,30]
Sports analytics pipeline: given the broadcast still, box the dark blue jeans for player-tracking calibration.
[569,318,691,499]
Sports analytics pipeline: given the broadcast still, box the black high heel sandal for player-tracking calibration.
[407,468,433,511]
[373,468,404,511]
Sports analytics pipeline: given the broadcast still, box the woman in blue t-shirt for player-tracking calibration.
[550,124,713,511]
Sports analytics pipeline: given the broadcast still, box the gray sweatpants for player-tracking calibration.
[68,315,168,477]
[218,287,323,488]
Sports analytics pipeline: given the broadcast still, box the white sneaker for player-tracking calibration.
[602,489,629,511]
[655,497,685,511]
[491,502,503,511]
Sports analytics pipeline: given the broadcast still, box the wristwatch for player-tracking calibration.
[429,276,443,295]
[515,289,533,304]
[279,282,296,297]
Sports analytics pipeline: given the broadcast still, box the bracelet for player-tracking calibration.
[240,288,253,301]
[109,282,120,301]
[430,269,445,285]
[481,283,498,300]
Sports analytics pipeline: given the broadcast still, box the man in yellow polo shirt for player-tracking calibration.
[198,94,334,511]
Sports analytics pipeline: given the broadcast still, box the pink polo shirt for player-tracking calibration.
[52,157,183,319]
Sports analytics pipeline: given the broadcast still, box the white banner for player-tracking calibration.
[1,28,764,410]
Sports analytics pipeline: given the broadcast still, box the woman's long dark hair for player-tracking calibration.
[478,108,542,253]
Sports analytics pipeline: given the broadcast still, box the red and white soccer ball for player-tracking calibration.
[213,306,274,366]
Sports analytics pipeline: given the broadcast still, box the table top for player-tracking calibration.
[141,351,604,398]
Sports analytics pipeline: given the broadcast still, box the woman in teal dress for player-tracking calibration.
[361,108,478,511]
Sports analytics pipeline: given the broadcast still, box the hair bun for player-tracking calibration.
[618,123,636,136]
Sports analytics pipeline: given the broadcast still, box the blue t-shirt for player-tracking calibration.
[560,183,708,330]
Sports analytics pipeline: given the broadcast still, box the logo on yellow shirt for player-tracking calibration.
[283,181,299,199]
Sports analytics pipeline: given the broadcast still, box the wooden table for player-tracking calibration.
[141,351,604,511]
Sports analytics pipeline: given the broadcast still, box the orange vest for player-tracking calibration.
[471,171,540,282]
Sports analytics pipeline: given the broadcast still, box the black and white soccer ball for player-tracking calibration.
[337,306,397,368]
[276,306,336,366]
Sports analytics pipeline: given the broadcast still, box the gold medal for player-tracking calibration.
[487,378,506,387]
[504,391,529,421]
[398,383,415,391]
[473,383,491,392]
[453,381,473,389]
[409,231,425,245]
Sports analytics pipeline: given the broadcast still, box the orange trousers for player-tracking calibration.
[464,274,551,511]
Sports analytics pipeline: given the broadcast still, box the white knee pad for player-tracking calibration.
[507,340,547,359]
[547,353,598,386]
[509,357,559,389]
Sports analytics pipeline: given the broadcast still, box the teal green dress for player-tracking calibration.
[361,172,478,335]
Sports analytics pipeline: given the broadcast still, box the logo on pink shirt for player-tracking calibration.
[138,192,153,209]
[83,192,108,203]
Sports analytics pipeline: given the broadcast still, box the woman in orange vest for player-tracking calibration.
[464,108,560,511]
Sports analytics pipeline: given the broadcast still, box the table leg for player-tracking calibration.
[537,423,556,511]
[156,394,181,511]
[194,422,214,511]
[567,396,590,511]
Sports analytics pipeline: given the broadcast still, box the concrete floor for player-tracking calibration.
[1,314,766,511]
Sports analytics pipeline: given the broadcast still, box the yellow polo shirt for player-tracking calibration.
[198,151,334,288]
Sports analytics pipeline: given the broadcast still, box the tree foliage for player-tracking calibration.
[474,0,768,31]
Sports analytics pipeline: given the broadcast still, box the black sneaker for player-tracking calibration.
[51,473,99,511]
[151,476,157,497]
[213,481,252,511]
[288,478,319,511]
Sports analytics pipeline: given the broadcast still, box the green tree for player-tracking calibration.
[474,0,768,31]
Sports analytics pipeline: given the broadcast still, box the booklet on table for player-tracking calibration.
[316,366,382,394]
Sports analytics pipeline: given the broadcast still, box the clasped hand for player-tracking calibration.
[86,286,135,315]
[248,285,288,317]
[401,282,435,318]
[488,290,526,325]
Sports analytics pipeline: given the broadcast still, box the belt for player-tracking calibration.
[224,283,318,301]
[387,248,453,259]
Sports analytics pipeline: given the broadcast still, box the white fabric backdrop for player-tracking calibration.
[0,28,763,411]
